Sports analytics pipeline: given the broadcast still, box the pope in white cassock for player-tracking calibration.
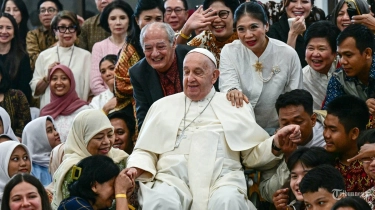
[125,48,301,210]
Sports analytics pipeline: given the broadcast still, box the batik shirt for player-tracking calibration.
[360,186,375,210]
[335,159,374,192]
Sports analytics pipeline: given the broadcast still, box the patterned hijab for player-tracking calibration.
[40,64,88,119]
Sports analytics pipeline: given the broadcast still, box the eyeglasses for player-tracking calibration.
[361,157,375,164]
[212,10,230,19]
[165,7,186,15]
[39,7,57,14]
[56,25,77,33]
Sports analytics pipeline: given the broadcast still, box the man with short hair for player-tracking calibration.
[164,0,189,32]
[125,47,301,209]
[129,22,194,129]
[78,0,112,52]
[323,24,375,113]
[260,89,326,202]
[27,0,63,70]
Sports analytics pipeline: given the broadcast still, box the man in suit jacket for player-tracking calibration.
[129,22,194,130]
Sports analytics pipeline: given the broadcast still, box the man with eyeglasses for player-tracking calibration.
[164,0,189,32]
[26,0,63,71]
[77,0,112,52]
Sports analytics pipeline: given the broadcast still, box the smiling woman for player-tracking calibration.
[1,0,29,47]
[179,0,240,67]
[39,64,89,143]
[0,141,32,204]
[219,1,302,133]
[51,109,129,209]
[267,0,325,67]
[1,173,52,210]
[30,10,91,110]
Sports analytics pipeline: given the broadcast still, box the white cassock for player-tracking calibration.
[127,88,283,210]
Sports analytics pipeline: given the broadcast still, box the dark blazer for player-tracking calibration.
[267,13,307,68]
[129,44,194,130]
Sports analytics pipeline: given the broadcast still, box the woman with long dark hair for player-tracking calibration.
[0,12,32,103]
[1,173,52,210]
[1,0,29,47]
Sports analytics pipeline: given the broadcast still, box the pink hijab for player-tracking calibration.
[40,64,88,119]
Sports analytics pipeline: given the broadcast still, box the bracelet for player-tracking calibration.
[43,77,49,83]
[272,139,282,152]
[115,194,127,198]
[227,87,238,93]
[179,31,191,40]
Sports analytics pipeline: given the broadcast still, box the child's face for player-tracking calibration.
[290,161,311,201]
[303,188,338,210]
[323,114,354,154]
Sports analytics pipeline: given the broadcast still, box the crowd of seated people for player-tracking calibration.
[2,0,375,209]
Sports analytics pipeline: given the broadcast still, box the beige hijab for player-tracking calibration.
[51,109,128,209]
[45,143,65,193]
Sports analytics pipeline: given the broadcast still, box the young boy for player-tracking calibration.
[300,164,346,210]
[324,95,374,192]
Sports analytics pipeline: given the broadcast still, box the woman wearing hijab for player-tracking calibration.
[0,107,18,141]
[40,64,89,142]
[51,109,129,209]
[22,116,61,186]
[0,141,32,203]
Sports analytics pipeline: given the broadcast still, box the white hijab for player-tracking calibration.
[0,141,32,203]
[0,107,18,141]
[52,109,128,209]
[22,116,54,168]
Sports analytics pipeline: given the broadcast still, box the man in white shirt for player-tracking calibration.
[125,48,301,210]
[259,89,326,203]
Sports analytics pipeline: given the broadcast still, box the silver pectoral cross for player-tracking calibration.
[175,130,187,148]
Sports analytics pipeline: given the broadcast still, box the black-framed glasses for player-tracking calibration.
[214,10,230,19]
[165,7,186,15]
[56,25,77,33]
[39,7,57,14]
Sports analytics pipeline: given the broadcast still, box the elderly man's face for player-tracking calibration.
[183,52,219,101]
[143,27,176,73]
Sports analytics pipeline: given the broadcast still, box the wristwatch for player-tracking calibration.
[272,140,282,151]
